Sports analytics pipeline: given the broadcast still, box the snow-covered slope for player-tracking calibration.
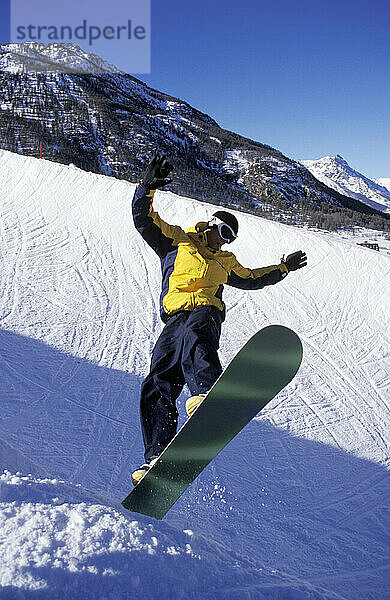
[0,150,389,599]
[301,155,390,213]
[0,42,121,74]
[375,178,390,193]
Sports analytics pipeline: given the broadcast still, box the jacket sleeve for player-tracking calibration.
[132,184,187,258]
[226,257,288,290]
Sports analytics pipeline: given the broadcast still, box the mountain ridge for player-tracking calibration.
[301,154,390,214]
[0,42,388,234]
[0,41,122,74]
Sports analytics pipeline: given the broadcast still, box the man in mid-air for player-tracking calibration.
[131,154,307,484]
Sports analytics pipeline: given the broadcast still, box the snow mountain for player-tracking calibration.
[301,155,390,214]
[0,41,121,74]
[0,42,387,234]
[0,149,389,599]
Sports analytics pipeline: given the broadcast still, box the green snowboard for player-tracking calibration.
[122,324,303,519]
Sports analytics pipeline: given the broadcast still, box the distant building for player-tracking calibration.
[357,241,380,251]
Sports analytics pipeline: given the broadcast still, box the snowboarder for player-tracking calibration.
[131,154,307,484]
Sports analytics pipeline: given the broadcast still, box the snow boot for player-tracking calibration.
[131,455,159,486]
[186,393,207,418]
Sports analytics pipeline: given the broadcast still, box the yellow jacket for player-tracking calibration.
[132,184,288,321]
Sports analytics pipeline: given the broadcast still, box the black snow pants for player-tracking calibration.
[140,306,223,462]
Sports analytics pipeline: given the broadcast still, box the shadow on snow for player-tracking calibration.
[0,328,389,599]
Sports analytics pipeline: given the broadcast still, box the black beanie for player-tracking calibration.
[213,210,239,236]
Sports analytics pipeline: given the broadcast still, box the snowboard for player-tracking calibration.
[122,324,303,519]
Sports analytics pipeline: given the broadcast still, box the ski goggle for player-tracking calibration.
[208,216,237,244]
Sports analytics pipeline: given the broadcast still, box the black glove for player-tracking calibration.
[141,154,173,190]
[282,250,307,272]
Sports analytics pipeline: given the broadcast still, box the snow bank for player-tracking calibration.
[1,471,343,599]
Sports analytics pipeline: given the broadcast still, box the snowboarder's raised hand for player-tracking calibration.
[142,154,173,190]
[283,250,307,272]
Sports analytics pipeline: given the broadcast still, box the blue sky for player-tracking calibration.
[0,0,389,178]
